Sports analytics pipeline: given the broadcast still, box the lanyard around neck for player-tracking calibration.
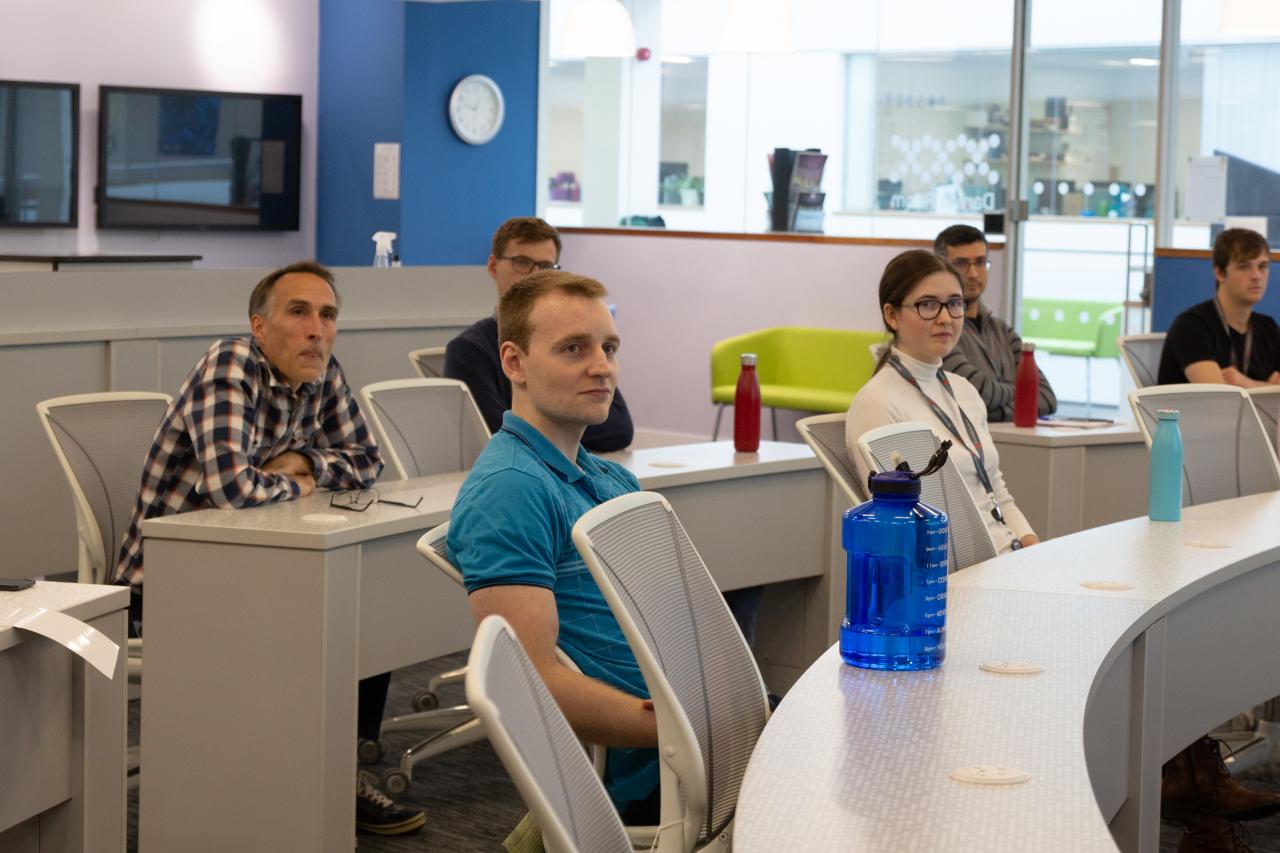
[885,354,1003,523]
[1213,295,1253,373]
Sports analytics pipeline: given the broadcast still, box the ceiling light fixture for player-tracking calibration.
[559,0,636,59]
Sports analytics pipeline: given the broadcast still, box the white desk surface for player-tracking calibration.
[735,492,1280,852]
[988,420,1145,447]
[141,440,817,550]
[0,582,129,652]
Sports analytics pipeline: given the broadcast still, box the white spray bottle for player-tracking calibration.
[372,231,397,267]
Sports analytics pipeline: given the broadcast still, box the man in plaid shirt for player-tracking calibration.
[116,260,425,836]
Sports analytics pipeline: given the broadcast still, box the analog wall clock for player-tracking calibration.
[449,74,505,145]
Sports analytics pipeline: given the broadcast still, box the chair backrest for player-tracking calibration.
[1247,387,1280,456]
[572,492,769,853]
[1129,385,1280,506]
[360,378,490,480]
[1021,299,1123,356]
[796,413,867,507]
[36,392,172,584]
[855,421,998,571]
[408,346,447,379]
[416,522,464,587]
[1118,334,1166,389]
[467,616,632,853]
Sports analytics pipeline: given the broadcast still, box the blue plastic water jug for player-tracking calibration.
[1149,409,1183,522]
[841,470,949,671]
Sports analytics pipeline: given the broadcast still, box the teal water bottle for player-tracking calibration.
[1149,409,1183,522]
[840,470,949,671]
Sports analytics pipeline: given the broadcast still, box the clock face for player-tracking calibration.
[449,74,505,145]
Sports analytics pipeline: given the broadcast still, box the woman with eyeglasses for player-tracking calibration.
[846,249,1039,553]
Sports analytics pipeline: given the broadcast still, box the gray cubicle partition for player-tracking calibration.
[1,265,492,577]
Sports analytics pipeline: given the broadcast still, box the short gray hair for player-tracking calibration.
[248,260,340,318]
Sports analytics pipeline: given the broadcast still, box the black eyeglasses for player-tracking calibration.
[498,255,561,274]
[329,489,423,512]
[950,257,991,273]
[899,297,967,320]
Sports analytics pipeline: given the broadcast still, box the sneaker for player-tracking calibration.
[355,770,425,835]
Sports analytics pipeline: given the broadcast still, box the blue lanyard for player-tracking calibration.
[885,355,1006,526]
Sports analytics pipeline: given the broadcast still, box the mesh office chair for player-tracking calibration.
[573,492,771,852]
[1247,387,1280,456]
[467,616,632,853]
[359,378,490,480]
[1128,385,1280,506]
[855,421,999,571]
[1118,333,1166,389]
[37,391,172,788]
[407,346,447,379]
[795,413,868,507]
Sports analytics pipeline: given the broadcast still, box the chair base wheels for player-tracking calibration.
[381,767,411,796]
[357,737,385,764]
[412,689,440,712]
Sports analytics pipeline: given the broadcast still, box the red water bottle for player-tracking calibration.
[1014,342,1038,427]
[734,353,761,452]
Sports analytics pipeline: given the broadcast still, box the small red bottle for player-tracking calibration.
[1014,342,1038,427]
[734,353,761,452]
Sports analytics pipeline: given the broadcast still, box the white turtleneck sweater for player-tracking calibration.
[845,347,1034,554]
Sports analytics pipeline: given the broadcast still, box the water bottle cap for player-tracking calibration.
[867,470,922,496]
[1022,342,1036,353]
[1156,408,1180,420]
[740,353,757,366]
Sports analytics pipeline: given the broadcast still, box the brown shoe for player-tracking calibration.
[1176,815,1253,853]
[1163,735,1280,822]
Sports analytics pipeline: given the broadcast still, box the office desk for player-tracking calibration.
[139,441,838,853]
[0,582,128,853]
[735,493,1280,853]
[989,421,1148,539]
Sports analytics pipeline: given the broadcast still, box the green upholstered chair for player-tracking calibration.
[710,327,883,439]
[1020,299,1123,408]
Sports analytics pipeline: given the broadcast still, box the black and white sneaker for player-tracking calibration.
[355,770,425,835]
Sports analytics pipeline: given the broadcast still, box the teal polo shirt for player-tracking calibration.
[448,412,656,807]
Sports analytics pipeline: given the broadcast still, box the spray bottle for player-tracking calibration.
[372,232,397,268]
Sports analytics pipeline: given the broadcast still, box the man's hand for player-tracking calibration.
[1268,371,1280,385]
[1222,365,1249,387]
[263,451,314,477]
[292,473,316,498]
[1019,534,1039,549]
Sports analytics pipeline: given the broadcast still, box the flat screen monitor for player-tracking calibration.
[0,80,79,227]
[98,85,301,230]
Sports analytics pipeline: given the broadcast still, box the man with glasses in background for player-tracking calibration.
[115,261,426,838]
[933,224,1057,422]
[445,216,634,451]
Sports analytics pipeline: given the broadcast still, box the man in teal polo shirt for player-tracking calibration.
[447,270,659,820]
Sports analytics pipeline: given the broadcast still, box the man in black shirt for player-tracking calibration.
[445,217,634,451]
[1158,227,1280,386]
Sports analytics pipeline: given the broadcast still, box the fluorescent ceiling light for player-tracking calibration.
[720,0,795,53]
[1221,0,1280,33]
[1128,57,1160,66]
[560,0,636,59]
[662,55,695,64]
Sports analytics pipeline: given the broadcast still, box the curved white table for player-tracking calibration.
[735,492,1280,852]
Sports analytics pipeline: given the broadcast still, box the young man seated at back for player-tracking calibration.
[115,261,424,836]
[1158,227,1280,386]
[447,270,661,821]
[444,216,634,451]
[933,224,1056,421]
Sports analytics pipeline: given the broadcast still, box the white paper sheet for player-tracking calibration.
[0,606,120,678]
[1187,155,1227,223]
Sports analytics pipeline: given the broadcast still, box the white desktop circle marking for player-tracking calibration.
[979,661,1044,676]
[302,513,351,526]
[646,461,688,469]
[949,766,1030,786]
[1080,579,1134,591]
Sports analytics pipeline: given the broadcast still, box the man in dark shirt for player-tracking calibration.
[933,224,1056,421]
[445,217,634,451]
[1158,228,1280,386]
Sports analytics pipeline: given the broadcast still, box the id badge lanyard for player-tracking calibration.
[885,354,1020,546]
[1212,296,1253,374]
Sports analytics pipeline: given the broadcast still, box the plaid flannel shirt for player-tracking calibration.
[114,337,382,585]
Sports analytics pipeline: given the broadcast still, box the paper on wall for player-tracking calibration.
[0,606,120,678]
[1186,156,1227,223]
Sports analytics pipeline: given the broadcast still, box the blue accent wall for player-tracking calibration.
[317,0,404,267]
[400,0,540,265]
[1153,255,1280,331]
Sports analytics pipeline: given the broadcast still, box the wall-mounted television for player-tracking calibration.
[97,85,301,231]
[0,79,79,227]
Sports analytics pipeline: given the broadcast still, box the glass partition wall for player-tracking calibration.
[539,0,1276,414]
